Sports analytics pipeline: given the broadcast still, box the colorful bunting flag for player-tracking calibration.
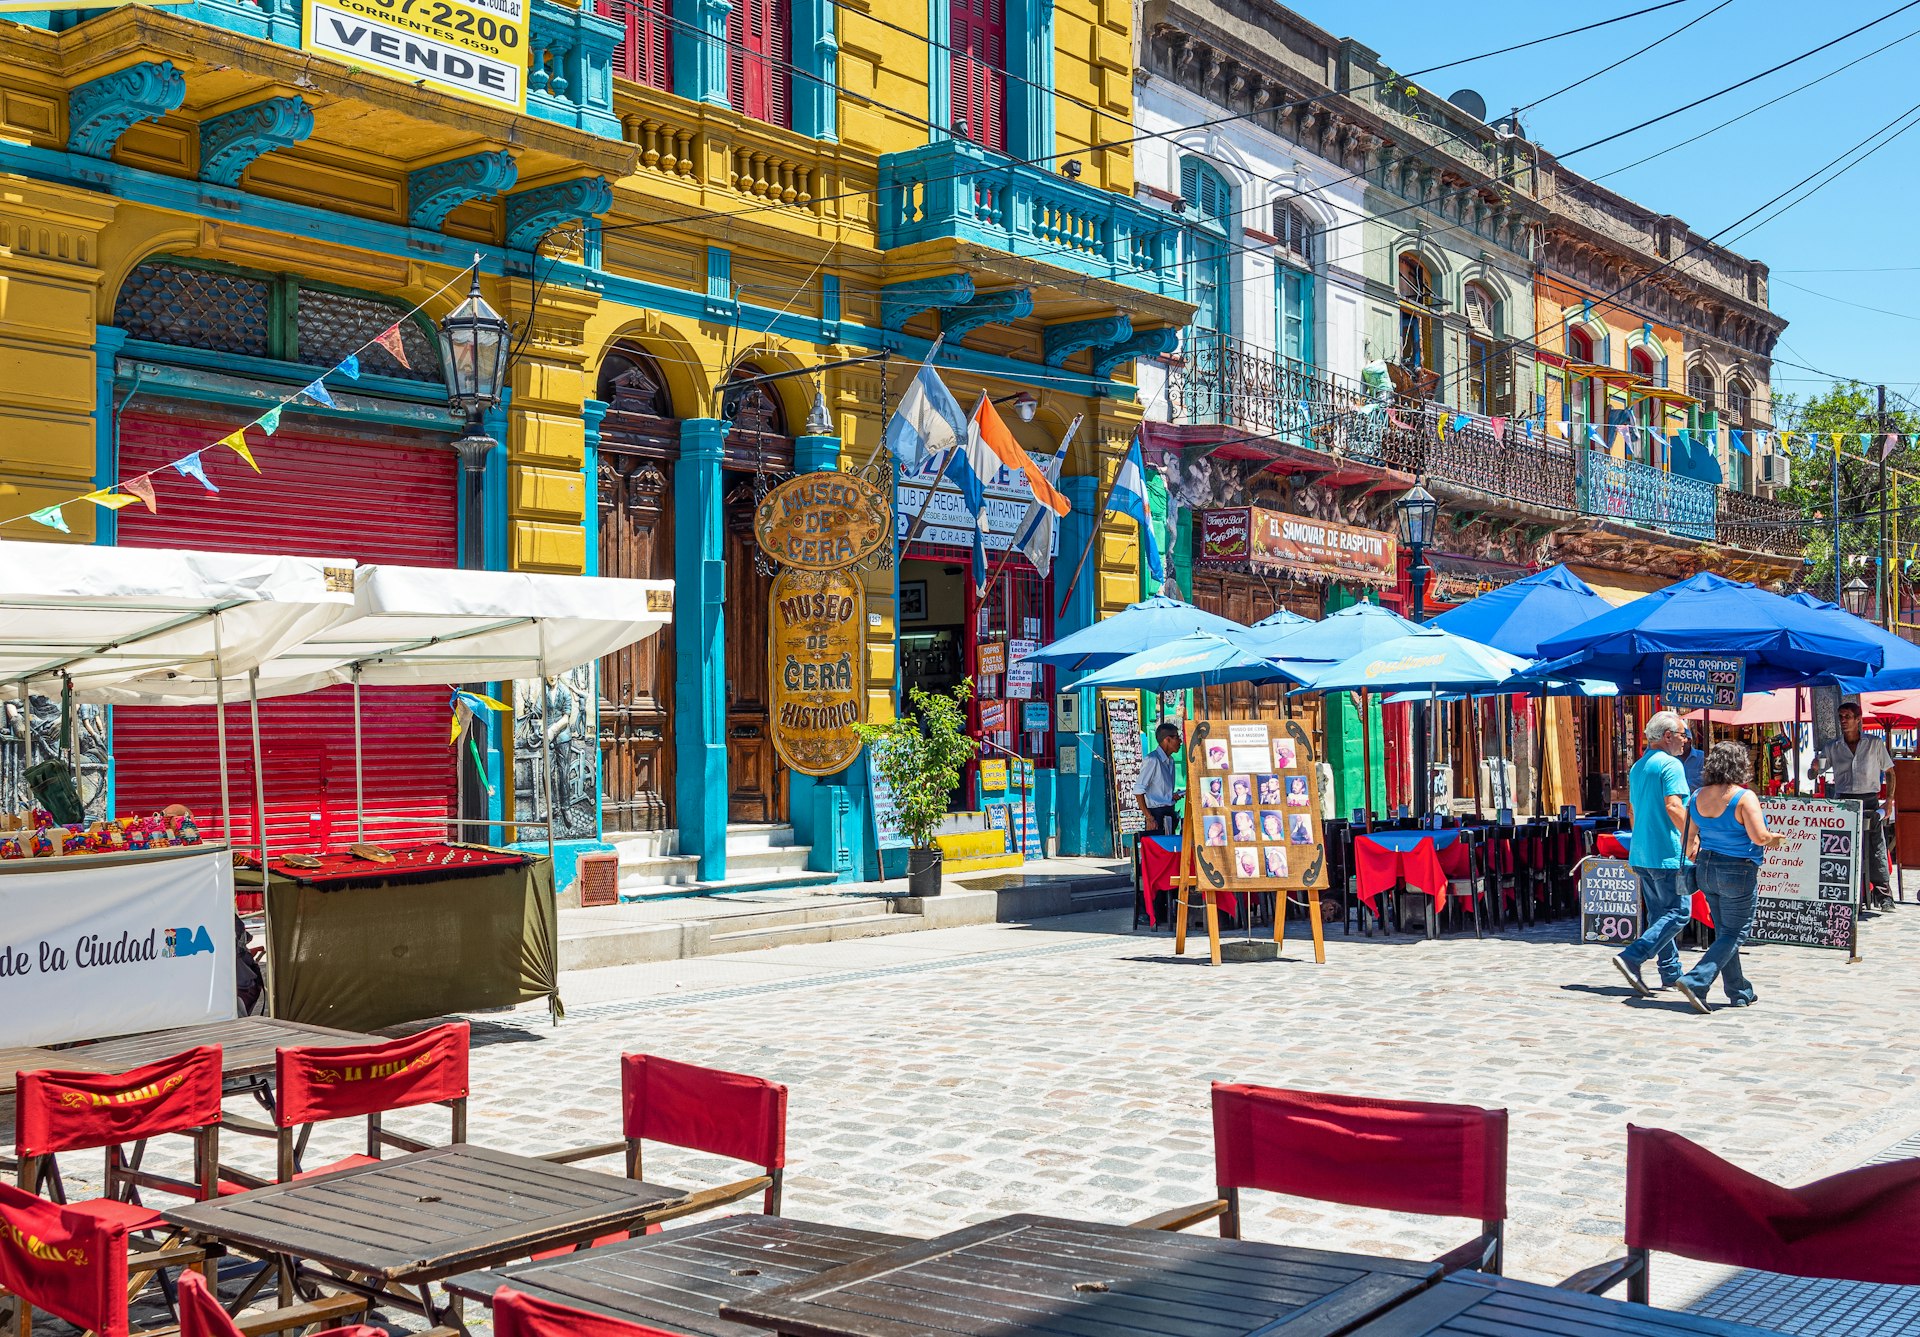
[1489,416,1508,440]
[301,379,336,409]
[81,490,138,510]
[29,506,69,534]
[1860,433,1875,456]
[122,474,158,513]
[218,429,259,472]
[339,354,360,381]
[258,405,282,435]
[1731,430,1749,457]
[1883,433,1902,460]
[173,453,219,493]
[374,324,411,369]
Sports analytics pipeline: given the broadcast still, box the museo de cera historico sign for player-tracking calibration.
[756,473,889,777]
[305,0,528,110]
[1199,508,1397,587]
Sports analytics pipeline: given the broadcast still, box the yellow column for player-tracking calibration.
[503,278,599,573]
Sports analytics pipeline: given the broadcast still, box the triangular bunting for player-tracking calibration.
[81,489,138,510]
[1860,433,1875,455]
[374,324,411,369]
[173,453,219,493]
[339,354,360,381]
[258,405,282,436]
[1731,430,1749,457]
[122,474,158,513]
[1489,416,1508,440]
[218,429,259,472]
[302,379,337,409]
[29,505,69,534]
[1883,433,1902,460]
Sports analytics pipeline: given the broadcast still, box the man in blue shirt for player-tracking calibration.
[1612,711,1695,996]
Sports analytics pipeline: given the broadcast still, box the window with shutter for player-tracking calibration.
[1178,157,1232,346]
[1273,202,1315,268]
[599,0,671,88]
[727,0,793,127]
[950,0,1006,151]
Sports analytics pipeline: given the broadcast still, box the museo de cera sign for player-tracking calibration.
[768,568,866,776]
[1200,508,1397,587]
[755,474,891,570]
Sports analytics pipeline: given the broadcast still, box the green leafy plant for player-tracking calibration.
[855,679,979,851]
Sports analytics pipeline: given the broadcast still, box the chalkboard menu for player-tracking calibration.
[1580,859,1643,945]
[1750,797,1859,952]
[867,738,909,853]
[1101,695,1147,838]
[1661,653,1745,711]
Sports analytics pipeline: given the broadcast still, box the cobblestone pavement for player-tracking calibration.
[87,906,1920,1333]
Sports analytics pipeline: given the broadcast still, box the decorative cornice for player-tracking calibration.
[68,60,185,160]
[199,95,313,188]
[1091,325,1181,379]
[409,150,519,230]
[881,272,975,332]
[1044,314,1130,368]
[504,175,613,251]
[941,286,1033,340]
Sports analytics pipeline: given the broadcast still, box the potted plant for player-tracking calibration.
[856,679,978,897]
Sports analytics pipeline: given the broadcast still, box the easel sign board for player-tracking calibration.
[867,739,910,853]
[1751,797,1859,951]
[1661,653,1744,711]
[1579,859,1642,945]
[1101,694,1147,838]
[1188,716,1328,894]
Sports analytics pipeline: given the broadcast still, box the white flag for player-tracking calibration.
[1013,415,1082,579]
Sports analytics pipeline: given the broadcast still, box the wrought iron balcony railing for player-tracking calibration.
[1577,448,1718,541]
[1716,486,1805,559]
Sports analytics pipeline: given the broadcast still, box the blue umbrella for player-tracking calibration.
[1241,601,1424,660]
[1253,608,1311,630]
[1018,596,1248,671]
[1530,571,1885,693]
[1428,564,1614,658]
[1070,631,1322,692]
[1383,677,1619,705]
[1784,593,1920,691]
[1302,630,1532,695]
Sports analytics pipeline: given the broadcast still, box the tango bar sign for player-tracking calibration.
[1200,507,1397,586]
[755,474,891,570]
[769,568,866,776]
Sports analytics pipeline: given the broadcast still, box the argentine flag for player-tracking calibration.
[1106,435,1162,584]
[881,356,967,474]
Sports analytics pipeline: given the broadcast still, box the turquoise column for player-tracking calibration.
[791,0,837,141]
[1053,475,1109,856]
[92,326,128,547]
[925,0,951,136]
[675,418,728,879]
[784,433,870,881]
[1006,0,1055,162]
[675,0,733,107]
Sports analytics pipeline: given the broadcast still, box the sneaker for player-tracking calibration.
[1729,997,1755,1008]
[1674,980,1712,1015]
[1612,954,1653,998]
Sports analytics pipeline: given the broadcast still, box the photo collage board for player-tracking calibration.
[1188,716,1327,892]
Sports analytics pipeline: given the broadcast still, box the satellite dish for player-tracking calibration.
[1447,88,1488,121]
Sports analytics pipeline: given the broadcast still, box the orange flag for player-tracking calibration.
[374,324,411,369]
[121,474,158,513]
[968,396,1070,516]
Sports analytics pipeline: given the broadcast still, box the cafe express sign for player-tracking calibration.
[754,475,888,776]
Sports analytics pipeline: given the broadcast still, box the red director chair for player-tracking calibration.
[1563,1124,1920,1304]
[493,1286,690,1337]
[1137,1082,1509,1275]
[176,1270,382,1337]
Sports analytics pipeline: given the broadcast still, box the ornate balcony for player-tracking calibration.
[1716,486,1805,560]
[1577,449,1718,542]
[877,140,1184,299]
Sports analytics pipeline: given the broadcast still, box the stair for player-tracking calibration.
[558,887,928,971]
[611,823,839,900]
[937,826,1022,874]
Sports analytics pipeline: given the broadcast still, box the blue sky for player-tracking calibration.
[1286,0,1920,413]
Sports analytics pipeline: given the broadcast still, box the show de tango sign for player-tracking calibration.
[768,568,866,776]
[1199,507,1396,586]
[755,474,891,570]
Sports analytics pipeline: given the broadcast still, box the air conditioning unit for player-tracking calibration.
[1759,452,1791,487]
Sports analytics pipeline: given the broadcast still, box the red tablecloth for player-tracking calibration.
[1138,836,1238,927]
[1593,831,1712,926]
[1353,831,1468,910]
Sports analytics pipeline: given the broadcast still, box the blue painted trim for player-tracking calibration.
[93,326,129,547]
[926,0,950,139]
[1052,474,1110,857]
[114,340,450,420]
[582,398,607,578]
[792,0,837,141]
[482,393,511,574]
[705,246,734,321]
[675,0,732,107]
[1006,0,1054,164]
[673,418,728,880]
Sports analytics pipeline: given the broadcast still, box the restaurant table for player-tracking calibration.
[1353,830,1474,911]
[446,1214,915,1337]
[718,1214,1442,1337]
[1337,1269,1776,1336]
[1136,834,1238,927]
[163,1143,687,1323]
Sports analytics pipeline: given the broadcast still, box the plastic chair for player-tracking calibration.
[1563,1125,1920,1304]
[493,1285,689,1337]
[543,1054,787,1226]
[1135,1082,1509,1275]
[221,1022,469,1188]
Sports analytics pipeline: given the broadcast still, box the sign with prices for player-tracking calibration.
[1660,652,1745,711]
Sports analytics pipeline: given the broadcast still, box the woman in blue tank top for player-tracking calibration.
[1676,741,1784,1014]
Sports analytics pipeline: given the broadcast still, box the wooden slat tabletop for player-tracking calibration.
[163,1144,687,1283]
[445,1215,915,1337]
[719,1214,1442,1337]
[1,1017,369,1097]
[1337,1271,1780,1336]
[0,1047,107,1080]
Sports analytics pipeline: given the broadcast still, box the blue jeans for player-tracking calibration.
[1682,849,1760,1004]
[1620,867,1690,985]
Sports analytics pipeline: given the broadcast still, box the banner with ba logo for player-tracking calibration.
[0,848,235,1046]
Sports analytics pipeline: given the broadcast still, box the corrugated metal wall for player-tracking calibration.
[113,409,460,848]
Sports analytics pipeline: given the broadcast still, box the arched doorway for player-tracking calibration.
[595,345,678,832]
[720,364,792,824]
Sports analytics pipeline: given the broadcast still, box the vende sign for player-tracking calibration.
[306,0,526,110]
[0,847,236,1047]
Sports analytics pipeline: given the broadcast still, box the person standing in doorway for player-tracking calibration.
[1817,703,1896,912]
[1134,722,1184,835]
[1675,741,1785,1013]
[1611,711,1695,996]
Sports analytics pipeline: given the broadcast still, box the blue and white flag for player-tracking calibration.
[1105,434,1162,584]
[1013,415,1082,580]
[881,353,967,475]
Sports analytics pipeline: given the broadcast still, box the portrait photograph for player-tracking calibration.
[1200,777,1225,808]
[1235,847,1260,878]
[1202,816,1228,847]
[1272,738,1297,770]
[1264,846,1289,878]
[1231,811,1257,843]
[1288,813,1313,845]
[1285,775,1311,807]
[1257,774,1283,805]
[1260,810,1285,841]
[1229,774,1254,806]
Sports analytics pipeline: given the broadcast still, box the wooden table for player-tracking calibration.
[719,1214,1442,1337]
[1337,1270,1779,1336]
[164,1143,687,1322]
[446,1215,915,1337]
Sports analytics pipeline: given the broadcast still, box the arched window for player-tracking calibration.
[1725,377,1751,423]
[1628,347,1659,461]
[1688,365,1716,413]
[1463,283,1498,338]
[1180,157,1233,348]
[1565,326,1605,433]
[727,0,793,127]
[950,0,1006,150]
[1462,283,1498,414]
[1398,254,1435,373]
[1272,202,1315,372]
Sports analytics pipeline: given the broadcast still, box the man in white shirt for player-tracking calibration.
[1133,722,1183,834]
[1817,702,1896,910]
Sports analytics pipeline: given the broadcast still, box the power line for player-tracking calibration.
[1510,0,1735,116]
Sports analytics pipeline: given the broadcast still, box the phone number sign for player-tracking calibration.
[1661,652,1744,711]
[307,0,526,110]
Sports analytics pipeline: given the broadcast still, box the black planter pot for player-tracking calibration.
[906,847,944,897]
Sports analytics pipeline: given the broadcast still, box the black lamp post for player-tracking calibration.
[1395,482,1441,819]
[1842,574,1873,619]
[437,265,512,836]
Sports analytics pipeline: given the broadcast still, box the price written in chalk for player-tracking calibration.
[1661,653,1746,711]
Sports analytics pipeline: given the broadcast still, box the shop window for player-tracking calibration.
[950,0,1006,151]
[599,0,672,89]
[727,0,793,128]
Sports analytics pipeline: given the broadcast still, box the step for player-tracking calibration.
[617,868,840,902]
[560,890,898,970]
[703,909,932,954]
[723,823,797,852]
[936,829,1011,860]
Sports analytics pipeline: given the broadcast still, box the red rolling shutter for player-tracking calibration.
[112,409,460,851]
[727,0,792,127]
[950,0,1006,151]
[599,0,671,89]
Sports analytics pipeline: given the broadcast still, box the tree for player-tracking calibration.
[1775,381,1920,612]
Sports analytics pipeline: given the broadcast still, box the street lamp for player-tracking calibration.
[995,391,1039,423]
[1395,482,1439,623]
[437,266,512,572]
[1842,574,1873,618]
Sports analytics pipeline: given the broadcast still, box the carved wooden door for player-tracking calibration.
[724,480,782,824]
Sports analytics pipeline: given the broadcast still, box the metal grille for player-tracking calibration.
[296,289,440,381]
[113,262,272,357]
